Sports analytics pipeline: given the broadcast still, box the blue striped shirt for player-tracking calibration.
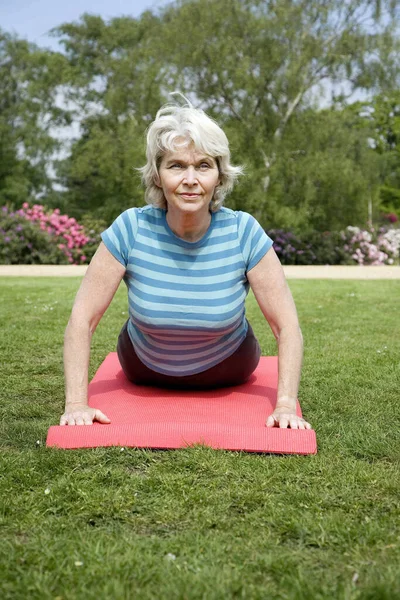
[101,206,273,376]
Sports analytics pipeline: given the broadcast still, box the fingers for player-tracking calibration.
[59,408,111,426]
[280,417,289,429]
[265,413,312,429]
[59,409,94,426]
[59,413,80,426]
[94,410,111,424]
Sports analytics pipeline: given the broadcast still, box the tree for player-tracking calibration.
[0,30,70,205]
[25,1,400,231]
[49,13,166,219]
[55,114,147,221]
[363,93,400,217]
[156,0,400,226]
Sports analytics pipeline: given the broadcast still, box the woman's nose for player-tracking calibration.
[183,166,198,184]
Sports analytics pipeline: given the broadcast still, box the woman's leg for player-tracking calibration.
[117,320,261,389]
[116,320,158,384]
[170,321,260,389]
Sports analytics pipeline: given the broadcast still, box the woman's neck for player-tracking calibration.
[166,209,211,242]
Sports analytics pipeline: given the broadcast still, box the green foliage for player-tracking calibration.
[56,116,147,222]
[1,2,400,232]
[78,213,108,260]
[49,12,165,221]
[0,211,68,264]
[380,185,400,215]
[269,229,352,265]
[154,0,398,229]
[308,231,354,265]
[345,92,400,219]
[0,30,71,204]
[246,106,382,232]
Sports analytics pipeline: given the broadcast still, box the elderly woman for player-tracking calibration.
[60,99,311,430]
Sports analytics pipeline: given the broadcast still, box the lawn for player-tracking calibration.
[1,277,399,600]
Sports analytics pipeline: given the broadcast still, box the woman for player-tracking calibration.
[60,99,311,430]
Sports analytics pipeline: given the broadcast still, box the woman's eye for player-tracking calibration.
[199,163,210,169]
[171,164,182,169]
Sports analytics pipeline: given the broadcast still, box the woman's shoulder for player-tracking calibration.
[215,207,240,220]
[120,205,163,217]
[114,205,164,225]
[216,207,256,224]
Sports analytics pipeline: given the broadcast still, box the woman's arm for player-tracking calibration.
[60,242,126,425]
[247,248,311,429]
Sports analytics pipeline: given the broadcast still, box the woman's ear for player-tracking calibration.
[154,172,161,188]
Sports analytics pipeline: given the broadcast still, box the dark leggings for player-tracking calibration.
[116,320,261,390]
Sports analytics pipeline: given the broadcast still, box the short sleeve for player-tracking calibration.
[100,208,138,267]
[237,211,274,272]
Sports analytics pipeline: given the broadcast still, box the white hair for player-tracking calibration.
[139,95,243,211]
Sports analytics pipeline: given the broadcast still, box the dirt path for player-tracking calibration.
[1,265,400,278]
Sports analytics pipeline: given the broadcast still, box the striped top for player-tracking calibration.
[101,205,273,376]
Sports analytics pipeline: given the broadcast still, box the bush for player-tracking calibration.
[268,225,400,265]
[79,214,108,262]
[268,229,348,265]
[0,204,105,265]
[341,225,400,265]
[18,203,90,264]
[306,230,353,265]
[0,208,69,264]
[268,229,317,265]
[3,202,399,266]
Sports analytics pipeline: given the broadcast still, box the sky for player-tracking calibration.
[0,0,173,50]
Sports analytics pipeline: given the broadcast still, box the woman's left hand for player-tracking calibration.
[266,406,312,429]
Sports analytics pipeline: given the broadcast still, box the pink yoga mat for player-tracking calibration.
[46,353,317,454]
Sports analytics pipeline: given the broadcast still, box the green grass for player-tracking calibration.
[1,277,399,600]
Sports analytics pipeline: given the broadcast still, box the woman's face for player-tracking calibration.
[156,143,220,216]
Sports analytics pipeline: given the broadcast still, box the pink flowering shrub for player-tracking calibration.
[270,225,399,265]
[0,203,103,265]
[0,207,69,264]
[341,225,400,265]
[17,203,91,264]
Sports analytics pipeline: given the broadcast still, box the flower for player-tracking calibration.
[165,553,176,561]
[343,224,399,265]
[17,202,93,264]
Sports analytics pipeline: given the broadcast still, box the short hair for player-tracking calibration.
[139,95,243,212]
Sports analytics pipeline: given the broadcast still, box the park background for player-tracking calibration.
[1,3,400,600]
[1,0,400,266]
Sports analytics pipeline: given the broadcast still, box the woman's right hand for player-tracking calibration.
[60,404,111,426]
